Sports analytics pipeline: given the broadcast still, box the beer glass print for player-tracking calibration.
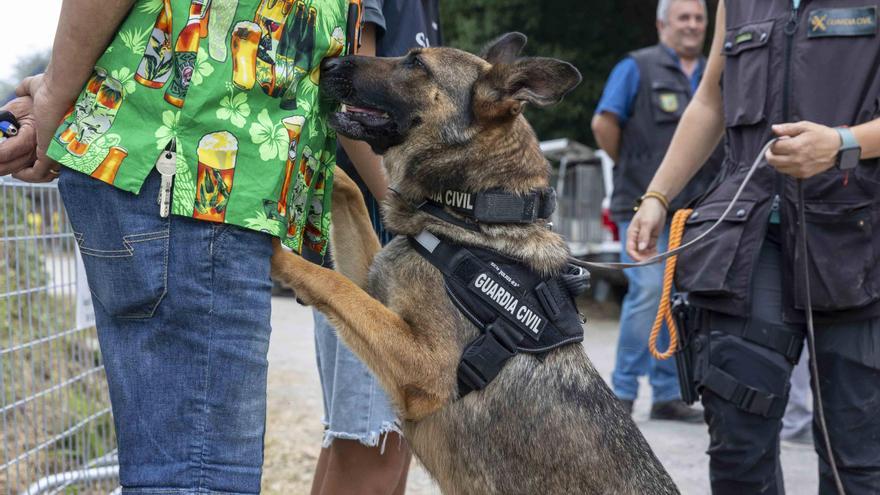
[278,4,316,108]
[309,27,345,85]
[135,0,174,88]
[58,69,107,145]
[208,0,239,61]
[194,131,239,222]
[165,0,211,108]
[90,146,129,184]
[254,0,297,96]
[285,145,313,237]
[67,76,125,157]
[231,21,262,90]
[278,115,305,216]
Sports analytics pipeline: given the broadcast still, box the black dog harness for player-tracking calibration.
[410,229,588,397]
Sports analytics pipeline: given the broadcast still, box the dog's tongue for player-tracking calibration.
[344,104,386,116]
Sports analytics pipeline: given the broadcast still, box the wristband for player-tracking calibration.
[635,191,670,212]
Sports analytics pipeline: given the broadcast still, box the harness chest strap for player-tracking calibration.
[409,230,586,397]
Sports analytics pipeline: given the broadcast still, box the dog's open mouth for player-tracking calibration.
[343,104,391,124]
[329,100,402,153]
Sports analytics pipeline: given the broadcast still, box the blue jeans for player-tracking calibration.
[611,221,680,403]
[58,168,273,494]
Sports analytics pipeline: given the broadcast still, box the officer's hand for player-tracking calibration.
[766,121,840,179]
[0,96,38,176]
[627,198,668,261]
[13,75,67,183]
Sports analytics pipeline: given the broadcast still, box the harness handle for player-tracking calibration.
[649,208,692,360]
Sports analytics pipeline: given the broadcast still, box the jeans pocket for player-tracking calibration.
[59,168,170,319]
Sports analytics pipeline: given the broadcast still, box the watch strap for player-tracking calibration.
[835,127,860,151]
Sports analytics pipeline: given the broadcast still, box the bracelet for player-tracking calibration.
[634,191,670,212]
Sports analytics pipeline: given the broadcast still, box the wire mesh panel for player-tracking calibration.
[551,159,606,256]
[0,177,118,494]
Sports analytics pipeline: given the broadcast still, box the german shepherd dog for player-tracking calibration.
[271,33,678,494]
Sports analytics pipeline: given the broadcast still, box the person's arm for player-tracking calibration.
[337,22,388,200]
[627,1,726,259]
[591,112,622,162]
[14,0,135,183]
[591,58,639,163]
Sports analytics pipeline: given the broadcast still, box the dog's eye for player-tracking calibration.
[407,55,427,71]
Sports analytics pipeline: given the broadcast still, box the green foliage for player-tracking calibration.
[441,0,718,145]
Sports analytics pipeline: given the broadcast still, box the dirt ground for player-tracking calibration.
[261,297,818,494]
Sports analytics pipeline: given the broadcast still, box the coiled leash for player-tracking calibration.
[647,208,691,360]
[564,138,847,494]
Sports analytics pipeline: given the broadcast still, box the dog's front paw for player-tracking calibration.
[270,240,318,305]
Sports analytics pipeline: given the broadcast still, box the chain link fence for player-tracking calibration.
[0,177,118,494]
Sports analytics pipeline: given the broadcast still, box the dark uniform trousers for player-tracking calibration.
[700,236,880,494]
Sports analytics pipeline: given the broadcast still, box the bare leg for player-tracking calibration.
[310,446,331,495]
[316,434,412,495]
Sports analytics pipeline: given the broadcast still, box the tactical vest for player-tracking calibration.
[611,45,720,222]
[676,0,880,322]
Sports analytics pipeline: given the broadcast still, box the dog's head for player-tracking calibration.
[320,33,581,191]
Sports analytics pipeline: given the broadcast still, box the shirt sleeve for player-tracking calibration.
[595,57,640,126]
[362,0,386,37]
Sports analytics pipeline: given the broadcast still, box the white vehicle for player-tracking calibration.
[541,139,626,301]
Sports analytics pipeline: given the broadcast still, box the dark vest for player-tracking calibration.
[611,45,720,222]
[676,0,880,321]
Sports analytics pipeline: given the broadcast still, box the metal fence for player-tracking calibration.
[0,177,119,494]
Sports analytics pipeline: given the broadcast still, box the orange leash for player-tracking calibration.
[649,208,692,360]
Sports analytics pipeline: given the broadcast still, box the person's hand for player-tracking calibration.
[0,96,38,176]
[13,74,71,182]
[626,198,668,261]
[766,121,840,179]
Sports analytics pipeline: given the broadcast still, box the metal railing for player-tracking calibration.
[0,177,118,494]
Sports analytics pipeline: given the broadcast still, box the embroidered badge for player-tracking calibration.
[808,6,877,38]
[659,93,679,113]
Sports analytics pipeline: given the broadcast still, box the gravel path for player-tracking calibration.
[262,297,818,494]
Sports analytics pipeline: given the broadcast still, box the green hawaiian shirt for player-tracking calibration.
[47,0,360,255]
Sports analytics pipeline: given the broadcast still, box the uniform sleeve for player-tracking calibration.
[595,57,640,127]
[362,0,386,37]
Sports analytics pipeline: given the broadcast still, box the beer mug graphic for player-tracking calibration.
[277,115,305,216]
[58,68,108,145]
[90,146,129,184]
[67,76,125,157]
[231,21,262,90]
[194,131,239,222]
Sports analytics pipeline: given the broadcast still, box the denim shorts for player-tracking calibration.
[312,310,401,449]
[58,167,273,494]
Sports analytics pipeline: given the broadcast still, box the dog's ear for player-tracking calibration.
[505,57,582,107]
[474,57,582,121]
[480,32,527,65]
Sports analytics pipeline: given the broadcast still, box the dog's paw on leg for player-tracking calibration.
[270,238,319,306]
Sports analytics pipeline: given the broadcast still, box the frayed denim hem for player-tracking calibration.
[121,488,256,494]
[321,420,403,454]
